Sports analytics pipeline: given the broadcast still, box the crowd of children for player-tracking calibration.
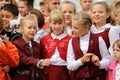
[0,0,120,80]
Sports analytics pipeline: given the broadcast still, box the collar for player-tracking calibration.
[91,23,111,32]
[51,33,67,40]
[15,37,32,47]
[79,31,90,39]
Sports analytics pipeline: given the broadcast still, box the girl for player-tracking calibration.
[67,12,112,80]
[107,39,120,80]
[90,2,119,54]
[60,1,76,35]
[40,9,71,80]
[10,16,51,80]
[27,9,48,43]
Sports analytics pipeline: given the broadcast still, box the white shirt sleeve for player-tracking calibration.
[99,37,113,69]
[109,27,119,55]
[67,39,83,71]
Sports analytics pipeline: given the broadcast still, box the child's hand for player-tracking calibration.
[0,35,9,43]
[91,55,100,67]
[2,65,10,72]
[41,59,51,66]
[80,53,93,64]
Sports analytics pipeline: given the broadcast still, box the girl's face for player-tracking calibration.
[0,10,15,30]
[21,20,37,42]
[91,4,109,25]
[50,20,64,35]
[61,3,75,26]
[72,20,89,37]
[18,1,28,16]
[113,44,120,62]
[0,0,10,8]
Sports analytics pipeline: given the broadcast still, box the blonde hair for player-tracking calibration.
[92,2,111,23]
[72,12,92,27]
[20,16,37,28]
[49,9,66,33]
[113,39,120,49]
[59,1,76,13]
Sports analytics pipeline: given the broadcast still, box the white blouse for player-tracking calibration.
[50,33,68,66]
[90,23,120,55]
[67,32,113,71]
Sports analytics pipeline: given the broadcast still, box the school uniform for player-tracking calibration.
[40,33,71,80]
[10,37,43,80]
[67,32,112,80]
[0,42,19,80]
[90,23,119,55]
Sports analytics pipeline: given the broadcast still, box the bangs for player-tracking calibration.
[52,16,63,23]
[49,9,65,23]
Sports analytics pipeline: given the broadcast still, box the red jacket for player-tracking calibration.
[40,34,71,61]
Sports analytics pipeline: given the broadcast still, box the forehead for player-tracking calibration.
[92,4,105,11]
[0,10,14,16]
[23,19,36,26]
[61,3,75,10]
[48,0,60,3]
[61,3,75,9]
[81,0,92,2]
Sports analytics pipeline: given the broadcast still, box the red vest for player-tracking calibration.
[95,28,110,48]
[72,32,106,79]
[40,34,71,61]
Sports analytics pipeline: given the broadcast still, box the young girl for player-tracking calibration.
[67,12,112,80]
[40,9,71,80]
[60,1,76,35]
[90,2,119,54]
[27,9,48,43]
[107,39,120,80]
[10,16,51,80]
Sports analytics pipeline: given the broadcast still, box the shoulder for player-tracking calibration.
[32,40,40,47]
[108,60,117,69]
[12,37,25,47]
[40,34,51,42]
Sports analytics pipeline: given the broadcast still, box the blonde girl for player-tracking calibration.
[90,2,119,55]
[67,12,112,80]
[40,9,71,80]
[10,16,50,80]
